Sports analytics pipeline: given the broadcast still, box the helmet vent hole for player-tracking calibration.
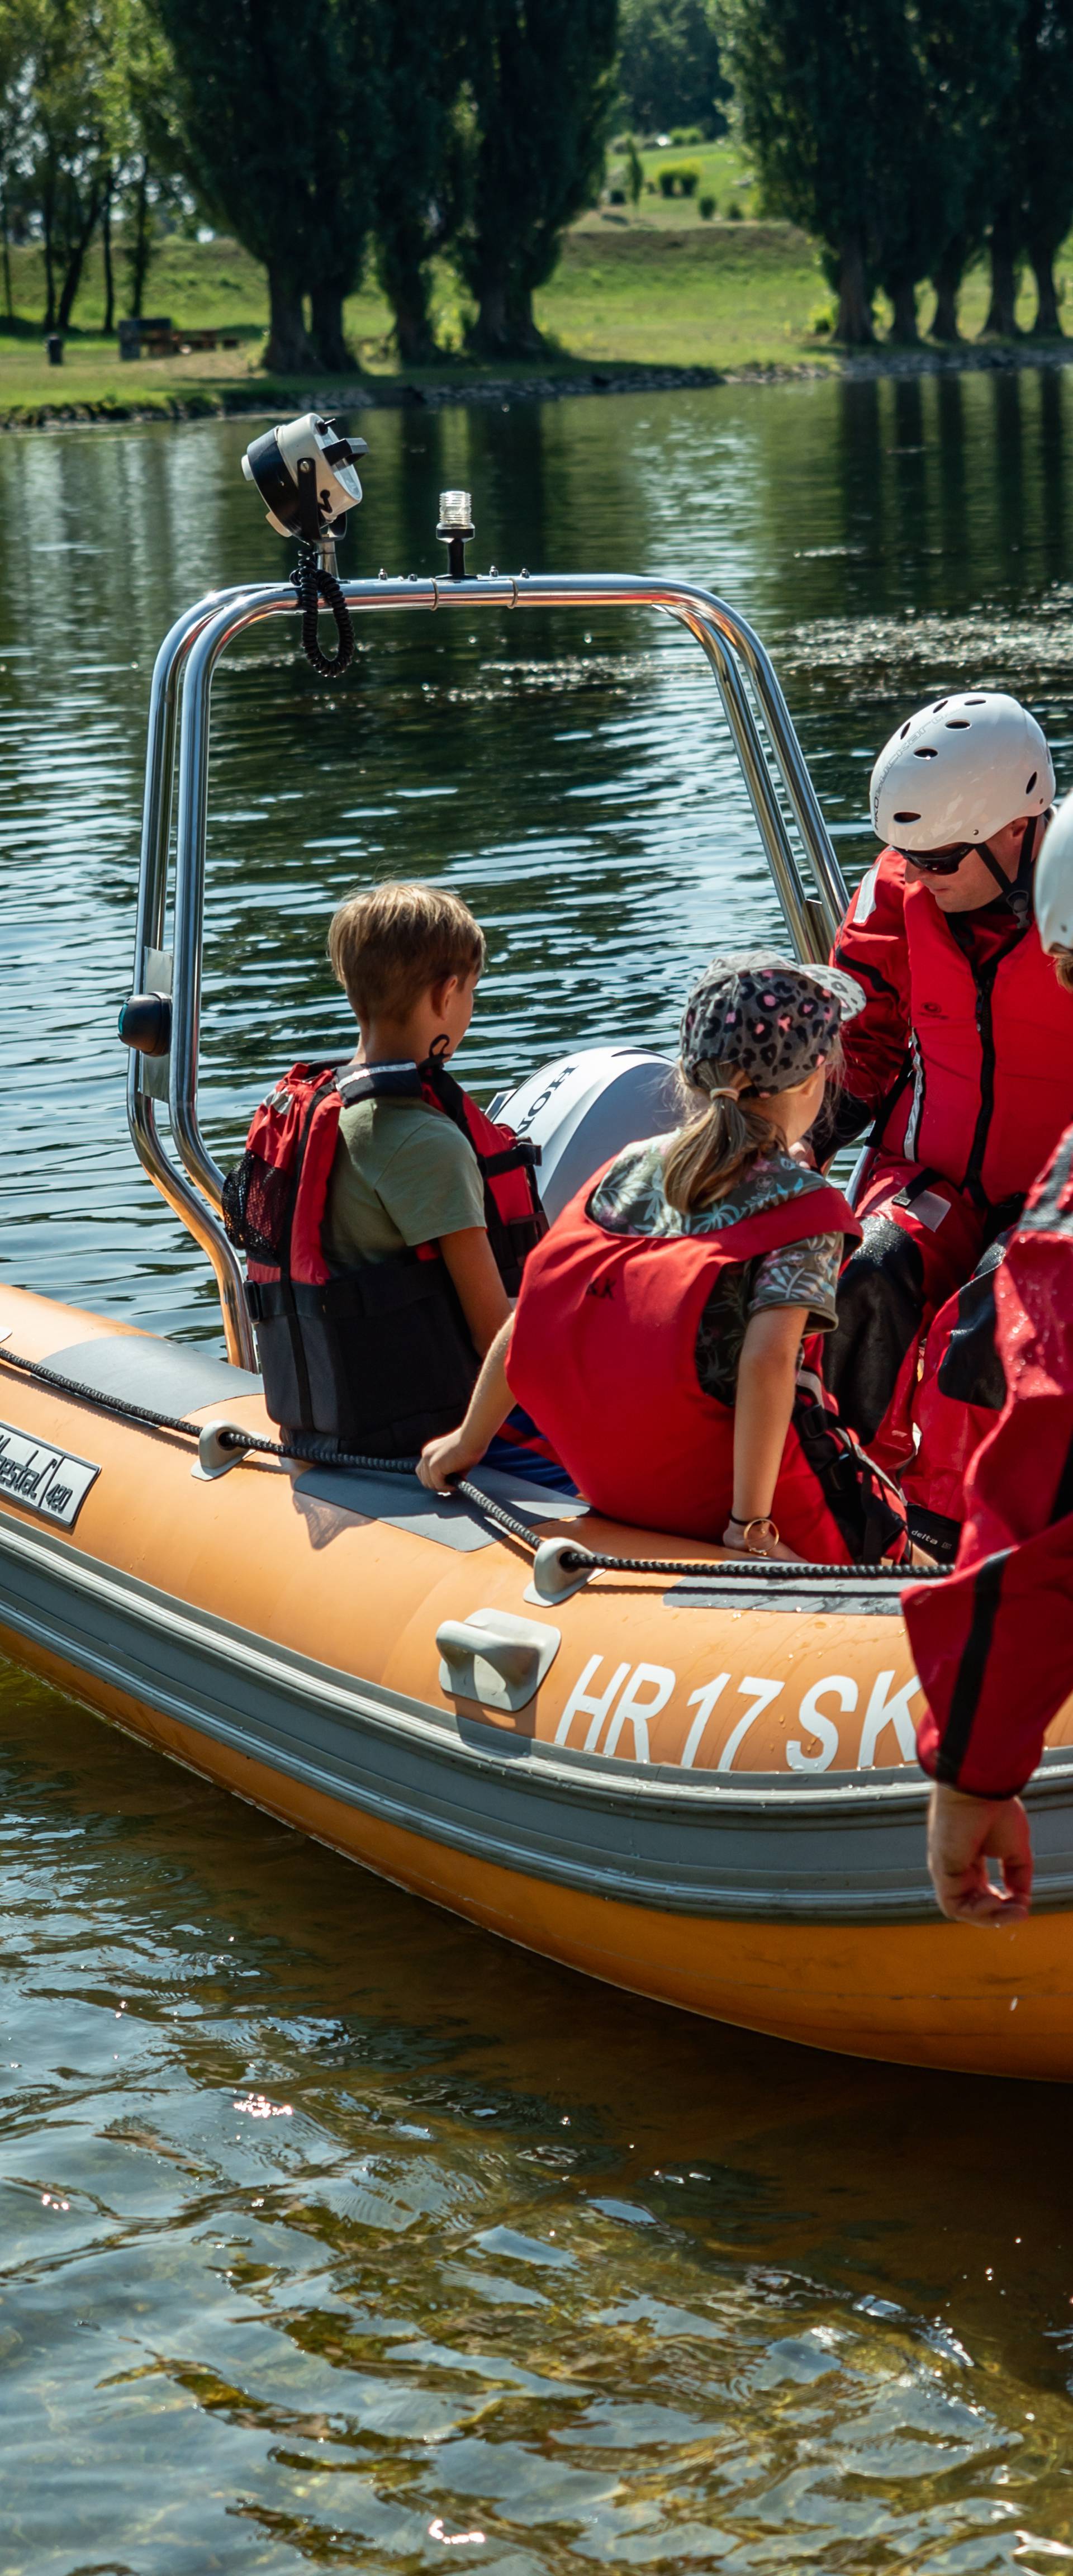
[932,699,948,712]
[1027,770,1038,793]
[894,810,920,823]
[945,719,970,729]
[965,696,986,705]
[913,745,938,758]
[900,721,911,738]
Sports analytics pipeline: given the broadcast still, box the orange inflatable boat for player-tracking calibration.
[1,429,1069,2082]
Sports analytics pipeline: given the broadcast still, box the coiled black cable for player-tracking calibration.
[291,542,354,680]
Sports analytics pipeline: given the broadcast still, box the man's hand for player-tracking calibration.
[926,1779,1033,1924]
[417,1430,482,1493]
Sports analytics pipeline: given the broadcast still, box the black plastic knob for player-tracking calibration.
[118,992,172,1057]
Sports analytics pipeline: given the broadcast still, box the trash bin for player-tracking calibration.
[45,334,63,366]
[117,319,141,361]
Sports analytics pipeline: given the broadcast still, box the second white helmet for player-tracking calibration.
[871,690,1054,851]
[1036,794,1073,954]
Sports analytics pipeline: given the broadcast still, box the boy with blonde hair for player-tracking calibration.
[225,880,557,1469]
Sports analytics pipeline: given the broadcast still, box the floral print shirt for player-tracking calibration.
[589,1138,844,1406]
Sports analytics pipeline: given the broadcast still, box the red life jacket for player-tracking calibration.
[904,1121,1073,1793]
[867,861,1073,1206]
[222,1053,546,1454]
[505,1160,907,1562]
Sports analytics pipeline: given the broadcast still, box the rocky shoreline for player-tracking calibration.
[6,334,1073,430]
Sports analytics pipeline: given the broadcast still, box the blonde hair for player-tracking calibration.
[663,1062,787,1214]
[1051,945,1073,993]
[328,881,486,1021]
[663,1040,841,1215]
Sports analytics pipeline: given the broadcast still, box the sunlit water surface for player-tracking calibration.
[2,378,1073,2569]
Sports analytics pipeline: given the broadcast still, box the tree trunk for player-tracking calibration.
[888,276,918,343]
[835,237,873,344]
[309,281,353,373]
[42,169,56,330]
[1029,240,1063,337]
[102,184,114,335]
[393,286,435,364]
[377,243,436,365]
[264,269,316,372]
[983,209,1019,337]
[929,238,964,342]
[126,161,151,318]
[1,187,11,324]
[472,277,543,354]
[56,189,102,335]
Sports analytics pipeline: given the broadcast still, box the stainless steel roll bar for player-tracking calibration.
[129,570,849,1366]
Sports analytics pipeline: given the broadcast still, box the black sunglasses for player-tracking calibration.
[894,841,976,876]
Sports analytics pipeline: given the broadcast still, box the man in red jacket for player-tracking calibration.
[903,799,1073,1922]
[822,689,1070,1558]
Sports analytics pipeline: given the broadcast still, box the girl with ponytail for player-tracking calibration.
[420,954,913,1567]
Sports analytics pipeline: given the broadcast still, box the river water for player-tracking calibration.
[2,377,1073,2569]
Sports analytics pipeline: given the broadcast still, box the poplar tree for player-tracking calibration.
[877,0,1021,343]
[372,0,467,364]
[983,0,1073,338]
[720,0,908,344]
[456,0,619,354]
[155,0,381,372]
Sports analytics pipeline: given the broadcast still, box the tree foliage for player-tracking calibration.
[617,0,728,139]
[155,0,381,370]
[372,0,468,364]
[983,0,1073,337]
[721,0,908,342]
[874,0,1021,343]
[721,0,1040,346]
[456,0,619,353]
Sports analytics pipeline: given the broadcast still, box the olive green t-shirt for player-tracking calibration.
[323,1093,485,1267]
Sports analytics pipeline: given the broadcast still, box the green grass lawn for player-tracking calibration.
[0,176,1067,425]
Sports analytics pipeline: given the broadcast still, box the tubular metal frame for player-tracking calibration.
[129,570,849,1364]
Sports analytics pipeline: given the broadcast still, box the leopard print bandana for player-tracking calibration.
[680,951,865,1092]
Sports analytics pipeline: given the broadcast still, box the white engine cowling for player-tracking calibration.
[491,1047,677,1224]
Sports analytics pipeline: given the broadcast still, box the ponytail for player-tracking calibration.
[663,1061,786,1215]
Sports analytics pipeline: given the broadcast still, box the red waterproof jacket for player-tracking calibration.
[903,1123,1073,1795]
[506,1160,870,1555]
[833,849,1073,1206]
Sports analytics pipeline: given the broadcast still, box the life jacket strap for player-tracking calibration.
[336,1061,424,1108]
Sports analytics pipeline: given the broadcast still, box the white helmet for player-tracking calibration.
[1035,794,1073,953]
[871,690,1054,850]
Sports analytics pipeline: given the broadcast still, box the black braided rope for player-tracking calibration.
[0,1341,943,1581]
[291,543,354,679]
[549,1542,939,1583]
[0,1344,205,1439]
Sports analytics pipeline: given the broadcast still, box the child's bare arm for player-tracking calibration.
[417,1318,514,1491]
[727,1305,809,1557]
[439,1226,512,1355]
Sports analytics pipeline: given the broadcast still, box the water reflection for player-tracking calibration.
[1,1661,1072,2573]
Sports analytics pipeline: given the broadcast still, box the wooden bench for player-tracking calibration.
[118,317,243,360]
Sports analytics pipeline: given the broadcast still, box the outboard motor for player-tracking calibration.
[241,410,368,681]
[490,1048,677,1224]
